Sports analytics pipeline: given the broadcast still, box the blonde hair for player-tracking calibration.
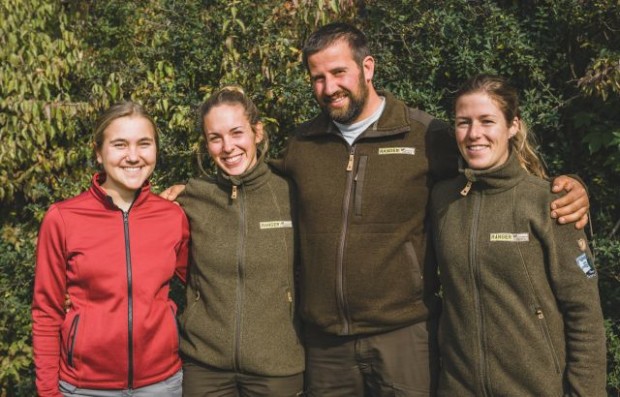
[455,74,547,179]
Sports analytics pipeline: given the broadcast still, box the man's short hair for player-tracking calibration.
[302,22,370,70]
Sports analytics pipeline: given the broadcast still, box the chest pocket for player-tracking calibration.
[353,146,428,224]
[353,155,368,216]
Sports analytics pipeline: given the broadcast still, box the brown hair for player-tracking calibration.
[302,22,370,71]
[455,74,548,178]
[93,101,158,156]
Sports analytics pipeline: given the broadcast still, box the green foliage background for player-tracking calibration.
[1,0,618,395]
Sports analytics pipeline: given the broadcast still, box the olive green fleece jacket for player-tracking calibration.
[177,161,304,376]
[430,152,606,397]
[274,91,459,336]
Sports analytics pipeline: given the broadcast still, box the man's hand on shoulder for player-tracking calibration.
[550,175,589,229]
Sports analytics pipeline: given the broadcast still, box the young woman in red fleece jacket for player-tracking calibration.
[32,102,190,397]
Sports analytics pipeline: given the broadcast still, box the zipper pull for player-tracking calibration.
[231,185,238,200]
[346,154,354,172]
[460,180,473,196]
[287,290,293,303]
[535,308,544,319]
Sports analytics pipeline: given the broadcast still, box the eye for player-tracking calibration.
[456,120,471,127]
[207,135,221,143]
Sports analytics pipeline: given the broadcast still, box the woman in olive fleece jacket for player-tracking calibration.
[178,160,303,376]
[177,87,303,396]
[431,75,606,397]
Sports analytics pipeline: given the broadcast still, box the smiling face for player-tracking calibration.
[96,115,157,202]
[204,103,264,176]
[307,39,374,124]
[455,92,519,170]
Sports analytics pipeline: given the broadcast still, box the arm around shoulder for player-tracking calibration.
[550,175,589,229]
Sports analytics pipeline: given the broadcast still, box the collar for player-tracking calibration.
[458,150,527,196]
[297,90,411,140]
[89,172,150,211]
[215,160,271,199]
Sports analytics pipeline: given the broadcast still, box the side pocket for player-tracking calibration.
[67,314,81,368]
[534,307,561,374]
[405,241,423,291]
[353,155,368,216]
[181,290,200,330]
[169,305,180,352]
[286,288,294,320]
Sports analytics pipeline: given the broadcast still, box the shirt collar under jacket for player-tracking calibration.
[459,150,528,195]
[89,172,151,211]
[334,96,386,145]
[297,91,411,140]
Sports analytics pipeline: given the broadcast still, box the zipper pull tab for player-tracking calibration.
[535,308,544,319]
[460,180,473,196]
[231,185,238,200]
[287,290,293,303]
[346,154,354,172]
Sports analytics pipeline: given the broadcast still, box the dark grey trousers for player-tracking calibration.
[182,359,303,397]
[304,319,439,397]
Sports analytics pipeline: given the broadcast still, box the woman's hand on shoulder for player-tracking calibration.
[160,184,186,202]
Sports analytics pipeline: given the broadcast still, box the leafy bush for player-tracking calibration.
[1,0,618,395]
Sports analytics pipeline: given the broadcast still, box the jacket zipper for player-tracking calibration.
[337,146,356,334]
[233,184,246,371]
[469,193,490,397]
[67,314,80,367]
[122,211,134,389]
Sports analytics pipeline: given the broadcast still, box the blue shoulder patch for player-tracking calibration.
[576,253,597,278]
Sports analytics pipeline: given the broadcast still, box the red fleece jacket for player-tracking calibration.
[32,173,189,396]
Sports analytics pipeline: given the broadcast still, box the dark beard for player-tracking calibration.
[321,76,369,124]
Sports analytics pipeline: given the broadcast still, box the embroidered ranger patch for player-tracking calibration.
[576,253,597,278]
[577,238,588,252]
[489,233,529,242]
[259,220,293,230]
[378,147,416,156]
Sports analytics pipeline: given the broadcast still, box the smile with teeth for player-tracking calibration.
[222,154,243,164]
[122,166,143,172]
[326,92,348,105]
[467,145,489,152]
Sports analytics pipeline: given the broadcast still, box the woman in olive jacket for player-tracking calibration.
[177,87,304,397]
[431,74,606,396]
